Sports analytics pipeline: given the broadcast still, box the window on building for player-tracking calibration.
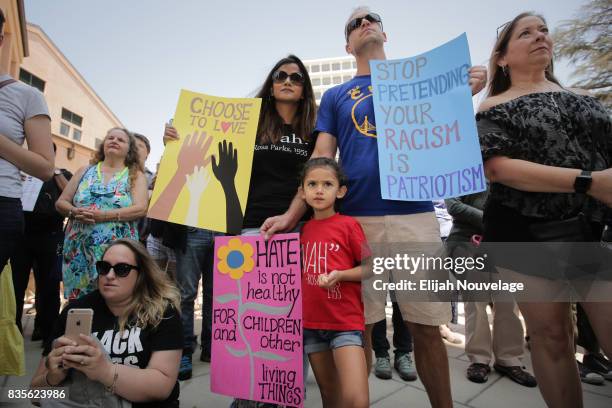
[312,78,321,86]
[19,69,45,92]
[352,61,357,68]
[61,108,83,127]
[343,75,352,82]
[60,123,70,137]
[332,63,341,71]
[333,76,342,84]
[73,128,82,142]
[322,64,330,72]
[311,65,320,73]
[315,91,322,100]
[342,61,351,70]
[322,77,331,85]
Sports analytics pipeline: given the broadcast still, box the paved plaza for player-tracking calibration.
[2,306,611,408]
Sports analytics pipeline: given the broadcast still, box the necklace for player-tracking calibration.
[97,162,128,182]
[511,80,561,95]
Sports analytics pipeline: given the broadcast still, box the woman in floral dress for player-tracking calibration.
[56,128,148,300]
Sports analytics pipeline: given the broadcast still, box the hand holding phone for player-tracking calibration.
[65,308,93,346]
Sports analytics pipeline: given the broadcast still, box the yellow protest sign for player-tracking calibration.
[148,90,261,233]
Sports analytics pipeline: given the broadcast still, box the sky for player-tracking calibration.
[24,0,589,168]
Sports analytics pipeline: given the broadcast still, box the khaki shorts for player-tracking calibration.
[357,212,452,326]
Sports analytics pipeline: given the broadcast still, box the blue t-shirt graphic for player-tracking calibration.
[315,75,433,216]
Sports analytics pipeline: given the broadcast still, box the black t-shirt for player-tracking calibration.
[24,168,73,233]
[43,291,183,408]
[242,125,314,228]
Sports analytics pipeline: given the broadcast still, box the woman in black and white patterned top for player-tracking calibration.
[477,12,612,408]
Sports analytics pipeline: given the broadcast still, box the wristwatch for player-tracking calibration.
[54,169,62,176]
[574,170,592,194]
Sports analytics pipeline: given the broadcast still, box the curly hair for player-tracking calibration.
[91,127,143,186]
[99,239,181,332]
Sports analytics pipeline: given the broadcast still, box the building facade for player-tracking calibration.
[0,0,27,77]
[303,55,357,105]
[19,24,123,173]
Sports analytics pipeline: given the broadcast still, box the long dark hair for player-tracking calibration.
[487,12,561,96]
[255,55,316,144]
[91,127,143,186]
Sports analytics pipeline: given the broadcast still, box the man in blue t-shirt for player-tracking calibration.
[262,6,486,407]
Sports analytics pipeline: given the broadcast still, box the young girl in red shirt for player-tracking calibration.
[300,157,370,408]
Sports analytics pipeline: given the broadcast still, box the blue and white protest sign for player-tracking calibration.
[370,33,485,201]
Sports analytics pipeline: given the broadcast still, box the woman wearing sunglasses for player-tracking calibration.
[163,54,316,404]
[163,54,316,233]
[31,238,183,408]
[56,128,149,301]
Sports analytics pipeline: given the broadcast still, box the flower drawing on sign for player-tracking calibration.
[217,237,255,280]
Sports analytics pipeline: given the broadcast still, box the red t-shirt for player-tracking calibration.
[301,213,370,331]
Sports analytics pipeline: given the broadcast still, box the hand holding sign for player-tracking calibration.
[468,66,487,95]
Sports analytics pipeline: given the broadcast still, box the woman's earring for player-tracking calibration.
[501,65,508,76]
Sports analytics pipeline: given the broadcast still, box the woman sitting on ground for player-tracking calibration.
[31,239,183,408]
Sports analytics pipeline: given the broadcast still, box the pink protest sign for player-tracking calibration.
[211,233,303,406]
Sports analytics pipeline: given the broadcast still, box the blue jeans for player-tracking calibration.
[174,227,220,355]
[304,329,364,354]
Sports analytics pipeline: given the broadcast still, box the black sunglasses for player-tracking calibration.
[96,260,139,278]
[272,70,305,85]
[345,13,383,41]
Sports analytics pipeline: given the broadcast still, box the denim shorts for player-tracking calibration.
[303,329,364,354]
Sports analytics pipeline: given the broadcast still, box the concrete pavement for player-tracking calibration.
[2,307,611,407]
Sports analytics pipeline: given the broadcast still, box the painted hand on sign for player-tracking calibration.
[178,131,213,177]
[212,139,238,187]
[185,166,211,226]
[212,140,243,234]
[149,131,213,220]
